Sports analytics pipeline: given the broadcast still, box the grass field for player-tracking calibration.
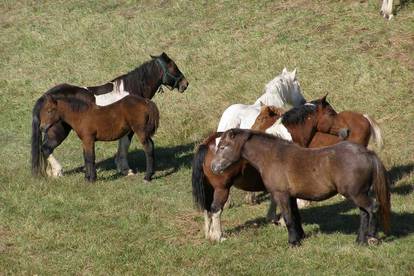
[1,0,413,274]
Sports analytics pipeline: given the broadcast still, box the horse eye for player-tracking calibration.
[220,146,225,150]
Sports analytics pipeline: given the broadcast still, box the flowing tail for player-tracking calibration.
[192,133,220,211]
[371,153,391,234]
[363,114,383,149]
[31,96,46,176]
[144,99,160,137]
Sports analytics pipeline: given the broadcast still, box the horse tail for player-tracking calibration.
[370,152,391,234]
[31,96,45,176]
[192,137,216,212]
[363,114,383,149]
[144,99,160,137]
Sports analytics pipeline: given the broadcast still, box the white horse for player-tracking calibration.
[216,68,306,144]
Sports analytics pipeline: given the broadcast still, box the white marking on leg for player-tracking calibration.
[209,209,225,242]
[95,80,130,106]
[204,210,212,239]
[47,154,63,177]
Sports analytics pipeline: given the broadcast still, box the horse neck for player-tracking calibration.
[255,80,285,107]
[122,61,163,99]
[284,119,316,147]
[55,100,85,126]
[241,135,282,170]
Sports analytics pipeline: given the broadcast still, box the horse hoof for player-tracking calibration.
[367,237,379,246]
[289,241,301,247]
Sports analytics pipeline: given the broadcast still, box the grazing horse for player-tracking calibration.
[37,52,188,177]
[191,100,347,241]
[216,68,305,144]
[210,129,391,246]
[32,94,159,182]
[308,96,383,149]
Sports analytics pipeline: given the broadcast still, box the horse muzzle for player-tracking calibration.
[178,79,189,93]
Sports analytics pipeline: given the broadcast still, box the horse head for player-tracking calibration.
[151,52,189,93]
[281,68,306,106]
[252,104,285,131]
[311,94,348,139]
[39,94,59,132]
[211,129,250,174]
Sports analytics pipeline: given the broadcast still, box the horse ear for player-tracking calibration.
[321,93,329,104]
[292,68,297,79]
[282,67,288,74]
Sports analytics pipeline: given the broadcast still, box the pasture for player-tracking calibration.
[1,0,413,274]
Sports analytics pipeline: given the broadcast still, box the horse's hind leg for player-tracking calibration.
[209,188,230,242]
[42,121,71,177]
[351,194,378,245]
[135,132,155,182]
[82,139,96,182]
[115,133,134,176]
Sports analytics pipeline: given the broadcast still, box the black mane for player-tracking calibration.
[48,93,91,112]
[111,59,161,97]
[282,104,316,125]
[45,83,95,104]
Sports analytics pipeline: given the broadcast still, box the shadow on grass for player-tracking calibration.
[65,142,195,180]
[227,198,414,240]
[394,0,414,15]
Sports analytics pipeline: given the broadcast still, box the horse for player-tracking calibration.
[32,93,159,182]
[35,52,188,178]
[215,68,306,144]
[210,129,391,246]
[191,99,348,241]
[307,96,383,149]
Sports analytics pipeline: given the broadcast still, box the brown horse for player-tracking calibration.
[34,52,188,178]
[254,97,383,149]
[308,96,383,149]
[191,101,347,241]
[32,93,159,182]
[211,129,390,246]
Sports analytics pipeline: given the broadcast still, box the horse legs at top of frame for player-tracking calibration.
[381,0,393,20]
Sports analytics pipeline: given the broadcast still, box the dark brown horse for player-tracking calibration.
[32,93,159,182]
[191,100,347,241]
[34,52,188,178]
[210,129,390,246]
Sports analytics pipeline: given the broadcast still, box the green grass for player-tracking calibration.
[1,0,413,274]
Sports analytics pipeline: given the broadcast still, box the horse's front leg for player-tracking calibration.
[82,139,96,182]
[272,192,302,246]
[209,188,230,242]
[115,133,134,176]
[42,121,71,177]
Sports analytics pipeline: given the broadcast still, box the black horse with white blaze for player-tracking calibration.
[32,52,188,180]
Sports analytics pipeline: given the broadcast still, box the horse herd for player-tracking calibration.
[31,53,390,247]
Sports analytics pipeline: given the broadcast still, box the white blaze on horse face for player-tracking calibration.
[265,118,293,141]
[95,80,130,106]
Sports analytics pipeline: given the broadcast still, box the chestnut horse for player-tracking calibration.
[211,129,390,246]
[191,100,347,241]
[32,93,159,182]
[308,96,383,149]
[36,52,188,178]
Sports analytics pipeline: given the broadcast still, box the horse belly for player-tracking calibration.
[95,124,129,141]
